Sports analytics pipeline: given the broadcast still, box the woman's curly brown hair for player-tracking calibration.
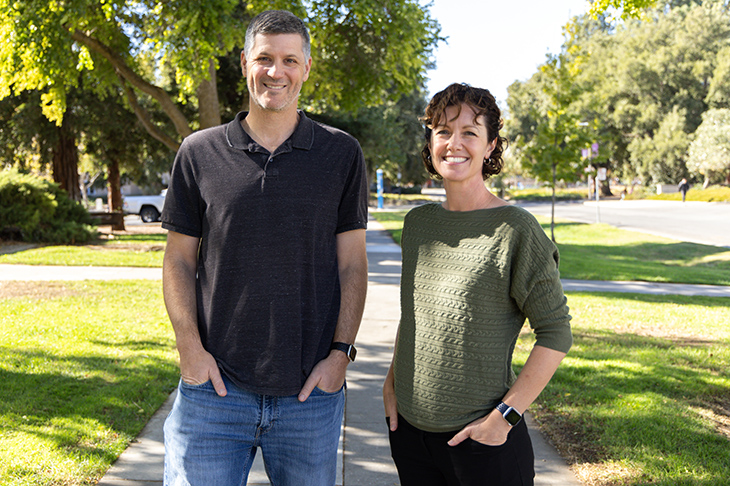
[422,83,508,180]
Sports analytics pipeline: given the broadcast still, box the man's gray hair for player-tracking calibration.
[244,10,311,60]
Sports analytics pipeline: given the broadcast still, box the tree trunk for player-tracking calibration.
[551,162,557,243]
[600,178,612,197]
[52,119,81,201]
[106,159,125,231]
[197,59,222,129]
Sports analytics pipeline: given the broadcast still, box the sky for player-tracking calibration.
[424,0,590,106]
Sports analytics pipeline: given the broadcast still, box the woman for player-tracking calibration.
[383,83,573,486]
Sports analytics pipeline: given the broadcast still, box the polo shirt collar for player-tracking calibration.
[225,110,314,152]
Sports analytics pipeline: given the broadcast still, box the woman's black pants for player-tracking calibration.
[387,414,535,486]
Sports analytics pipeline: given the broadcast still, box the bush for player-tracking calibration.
[0,169,96,244]
[625,184,730,202]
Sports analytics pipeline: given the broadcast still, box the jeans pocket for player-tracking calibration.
[179,378,213,389]
[311,383,345,396]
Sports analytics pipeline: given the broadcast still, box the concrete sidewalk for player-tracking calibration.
[93,219,582,485]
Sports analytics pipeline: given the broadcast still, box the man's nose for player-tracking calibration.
[267,61,285,78]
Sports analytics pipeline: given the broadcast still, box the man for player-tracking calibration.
[160,10,368,486]
[678,178,690,202]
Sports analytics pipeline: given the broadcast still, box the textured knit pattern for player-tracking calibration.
[394,203,572,432]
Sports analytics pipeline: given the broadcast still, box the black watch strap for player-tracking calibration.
[496,401,522,426]
[331,342,357,362]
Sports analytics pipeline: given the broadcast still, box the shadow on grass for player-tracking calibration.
[0,347,178,464]
[536,325,730,484]
[540,221,730,285]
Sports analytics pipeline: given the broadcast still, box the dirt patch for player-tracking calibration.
[97,223,167,236]
[572,462,639,486]
[86,243,165,252]
[608,322,721,347]
[532,409,641,485]
[0,281,81,300]
[695,398,730,441]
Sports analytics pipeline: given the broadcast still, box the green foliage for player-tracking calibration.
[314,87,429,184]
[512,0,730,187]
[304,0,440,111]
[627,106,691,183]
[0,0,441,142]
[506,54,591,187]
[687,108,730,185]
[0,169,96,243]
[705,46,730,109]
[589,0,660,19]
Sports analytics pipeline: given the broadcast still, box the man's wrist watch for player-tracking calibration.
[331,342,357,362]
[496,401,522,426]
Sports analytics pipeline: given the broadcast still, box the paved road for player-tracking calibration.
[520,199,729,248]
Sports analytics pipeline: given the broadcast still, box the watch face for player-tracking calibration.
[504,408,522,426]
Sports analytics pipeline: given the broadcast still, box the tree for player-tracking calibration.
[589,0,659,19]
[627,107,691,184]
[567,0,730,185]
[0,91,83,200]
[1,0,440,199]
[687,108,730,187]
[506,54,590,242]
[315,87,428,186]
[0,81,170,218]
[706,46,730,110]
[1,0,440,146]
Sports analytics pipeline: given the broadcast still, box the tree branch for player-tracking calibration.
[118,75,181,152]
[69,28,193,140]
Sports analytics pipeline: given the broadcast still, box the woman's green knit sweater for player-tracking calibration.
[393,203,573,432]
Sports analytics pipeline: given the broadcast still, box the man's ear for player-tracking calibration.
[303,56,312,82]
[240,50,247,76]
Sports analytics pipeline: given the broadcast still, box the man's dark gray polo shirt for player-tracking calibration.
[162,111,368,395]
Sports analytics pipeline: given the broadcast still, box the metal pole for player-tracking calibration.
[595,176,600,224]
[376,169,384,210]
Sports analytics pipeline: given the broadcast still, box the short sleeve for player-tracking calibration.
[161,139,204,238]
[336,142,368,234]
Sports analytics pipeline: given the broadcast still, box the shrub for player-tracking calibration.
[0,169,96,244]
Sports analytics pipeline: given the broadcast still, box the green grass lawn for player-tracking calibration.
[514,292,730,486]
[0,280,178,485]
[0,234,166,267]
[371,210,730,286]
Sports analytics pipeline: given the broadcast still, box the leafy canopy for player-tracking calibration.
[0,0,441,143]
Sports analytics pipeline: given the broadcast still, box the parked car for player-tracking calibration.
[122,190,166,223]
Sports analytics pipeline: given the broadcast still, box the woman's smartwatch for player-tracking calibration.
[496,401,522,426]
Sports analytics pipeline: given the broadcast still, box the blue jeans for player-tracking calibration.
[163,376,345,486]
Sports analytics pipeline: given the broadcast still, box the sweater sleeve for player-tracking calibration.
[509,212,573,354]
